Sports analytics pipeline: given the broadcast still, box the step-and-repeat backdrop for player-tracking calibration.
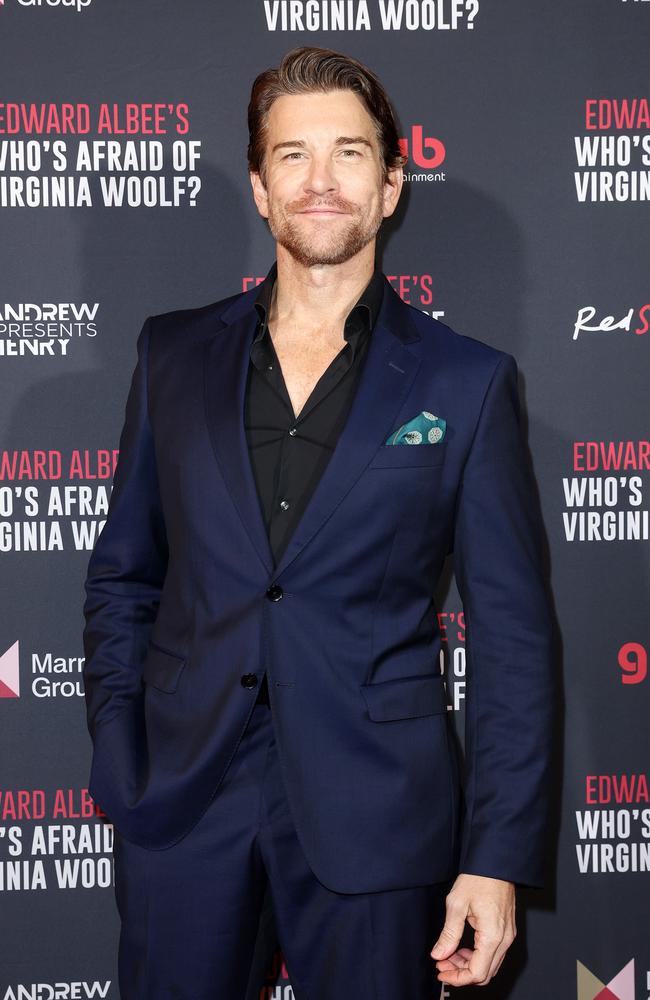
[1,1,648,998]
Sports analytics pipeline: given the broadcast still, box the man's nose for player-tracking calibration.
[303,156,339,195]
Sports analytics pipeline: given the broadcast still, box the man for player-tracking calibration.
[83,45,555,998]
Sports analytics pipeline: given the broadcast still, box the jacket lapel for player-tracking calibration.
[204,306,276,576]
[204,276,423,581]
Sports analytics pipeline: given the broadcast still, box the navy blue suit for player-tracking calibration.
[83,274,554,994]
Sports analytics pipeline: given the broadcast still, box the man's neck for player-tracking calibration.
[269,244,376,338]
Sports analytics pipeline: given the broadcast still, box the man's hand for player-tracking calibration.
[430,873,516,987]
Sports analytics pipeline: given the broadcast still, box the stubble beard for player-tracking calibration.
[266,195,384,267]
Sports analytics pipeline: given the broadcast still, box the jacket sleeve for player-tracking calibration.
[82,316,168,740]
[452,352,556,889]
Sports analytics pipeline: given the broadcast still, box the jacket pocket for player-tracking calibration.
[368,442,448,468]
[142,642,187,693]
[360,671,447,721]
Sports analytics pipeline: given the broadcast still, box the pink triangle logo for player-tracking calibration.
[607,960,635,1000]
[577,958,635,1000]
[0,640,20,698]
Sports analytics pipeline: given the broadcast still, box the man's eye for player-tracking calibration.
[284,152,303,160]
[341,149,361,157]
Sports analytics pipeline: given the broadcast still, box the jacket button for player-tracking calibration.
[241,673,258,689]
[266,584,283,601]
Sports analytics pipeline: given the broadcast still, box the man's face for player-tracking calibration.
[250,89,403,267]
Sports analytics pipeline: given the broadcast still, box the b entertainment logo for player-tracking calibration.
[0,640,19,698]
[577,958,635,1000]
[398,125,447,183]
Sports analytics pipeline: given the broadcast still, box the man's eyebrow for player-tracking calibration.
[271,140,307,154]
[334,136,373,148]
[271,136,373,154]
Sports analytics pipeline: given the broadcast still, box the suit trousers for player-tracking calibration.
[112,698,452,999]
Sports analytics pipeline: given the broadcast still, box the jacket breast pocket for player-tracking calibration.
[367,442,447,469]
[142,641,187,693]
[360,672,448,721]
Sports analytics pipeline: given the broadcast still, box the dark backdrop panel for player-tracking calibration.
[1,1,648,996]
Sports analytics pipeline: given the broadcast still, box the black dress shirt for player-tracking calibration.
[244,259,385,704]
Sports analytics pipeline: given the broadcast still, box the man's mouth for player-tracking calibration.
[298,208,346,215]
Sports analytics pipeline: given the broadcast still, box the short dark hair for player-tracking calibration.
[247,46,406,188]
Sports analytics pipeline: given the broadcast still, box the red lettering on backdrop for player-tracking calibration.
[52,788,106,819]
[0,450,62,480]
[0,789,107,819]
[572,441,650,472]
[96,103,190,136]
[0,789,46,820]
[618,642,648,685]
[0,102,190,136]
[584,97,650,131]
[242,274,436,309]
[0,450,119,480]
[635,304,650,336]
[68,449,119,479]
[585,774,649,804]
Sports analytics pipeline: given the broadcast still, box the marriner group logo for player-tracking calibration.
[577,958,634,1000]
[14,0,93,10]
[0,639,20,697]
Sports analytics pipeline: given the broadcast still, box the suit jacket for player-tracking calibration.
[82,274,555,894]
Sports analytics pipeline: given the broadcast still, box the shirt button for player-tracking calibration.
[267,364,273,371]
[279,498,290,510]
[289,427,297,436]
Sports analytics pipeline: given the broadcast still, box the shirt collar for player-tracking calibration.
[250,259,384,362]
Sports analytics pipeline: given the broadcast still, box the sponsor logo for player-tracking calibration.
[16,0,93,10]
[1,984,111,1000]
[577,957,635,1000]
[0,640,19,698]
[573,303,650,341]
[0,302,99,357]
[399,125,446,183]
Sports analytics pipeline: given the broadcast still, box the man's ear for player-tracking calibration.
[382,165,404,219]
[250,171,269,219]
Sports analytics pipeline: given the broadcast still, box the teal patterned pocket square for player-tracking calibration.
[385,410,447,446]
